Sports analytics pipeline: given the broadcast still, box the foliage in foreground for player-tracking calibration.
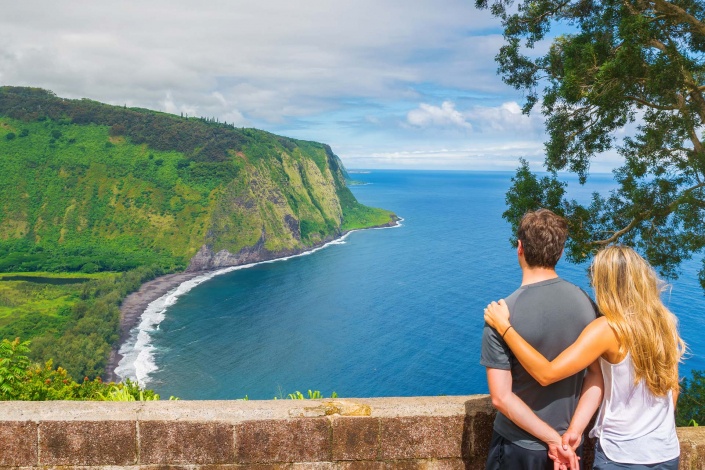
[285,390,338,400]
[0,337,161,401]
[677,369,705,427]
[476,0,705,289]
[0,267,164,381]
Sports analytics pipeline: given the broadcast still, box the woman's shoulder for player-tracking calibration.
[588,317,623,362]
[583,316,619,343]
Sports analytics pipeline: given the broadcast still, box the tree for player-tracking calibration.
[677,369,705,425]
[476,0,705,289]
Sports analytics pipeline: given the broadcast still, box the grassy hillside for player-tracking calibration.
[0,86,395,378]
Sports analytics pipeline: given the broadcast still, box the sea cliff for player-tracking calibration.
[0,86,397,379]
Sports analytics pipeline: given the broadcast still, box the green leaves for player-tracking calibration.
[285,390,338,400]
[677,370,705,427]
[0,339,170,401]
[0,338,31,399]
[96,379,163,401]
[478,0,705,285]
[503,159,566,246]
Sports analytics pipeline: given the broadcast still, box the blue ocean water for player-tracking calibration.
[131,170,703,399]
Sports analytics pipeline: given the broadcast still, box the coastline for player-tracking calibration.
[103,271,206,383]
[103,219,400,383]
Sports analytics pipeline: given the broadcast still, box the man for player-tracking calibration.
[481,209,602,469]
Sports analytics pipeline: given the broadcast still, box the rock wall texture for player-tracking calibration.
[0,395,703,469]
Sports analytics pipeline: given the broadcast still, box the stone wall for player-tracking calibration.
[0,395,703,469]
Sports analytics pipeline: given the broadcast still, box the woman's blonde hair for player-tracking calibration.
[591,245,685,396]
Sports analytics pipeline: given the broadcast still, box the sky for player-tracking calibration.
[0,0,620,172]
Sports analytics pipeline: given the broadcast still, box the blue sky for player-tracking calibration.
[0,0,620,172]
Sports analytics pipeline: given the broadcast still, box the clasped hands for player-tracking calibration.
[548,431,581,470]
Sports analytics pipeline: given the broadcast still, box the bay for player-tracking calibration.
[143,170,704,399]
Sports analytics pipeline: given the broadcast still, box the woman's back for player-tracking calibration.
[590,353,679,464]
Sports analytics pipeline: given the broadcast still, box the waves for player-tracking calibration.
[113,269,232,384]
[114,224,401,386]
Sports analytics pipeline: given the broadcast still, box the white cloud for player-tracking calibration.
[465,101,544,134]
[407,101,472,130]
[0,0,602,172]
[0,0,504,123]
[405,100,544,135]
[342,142,546,170]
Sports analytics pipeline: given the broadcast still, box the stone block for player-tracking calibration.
[334,462,386,469]
[139,466,193,470]
[140,420,235,464]
[332,417,380,461]
[379,416,464,460]
[291,462,337,469]
[235,418,331,464]
[201,465,290,470]
[0,421,37,466]
[234,465,293,470]
[39,420,136,466]
[377,459,467,469]
[695,442,705,470]
[463,410,495,466]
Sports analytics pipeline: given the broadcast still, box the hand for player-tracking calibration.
[484,299,511,333]
[548,442,580,470]
[562,429,582,451]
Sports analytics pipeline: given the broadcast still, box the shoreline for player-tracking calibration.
[103,219,400,383]
[103,271,207,383]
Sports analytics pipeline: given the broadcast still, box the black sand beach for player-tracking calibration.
[103,271,205,382]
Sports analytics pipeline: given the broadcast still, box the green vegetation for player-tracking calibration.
[0,338,160,400]
[287,390,338,400]
[0,86,395,381]
[339,188,395,231]
[677,370,705,427]
[476,0,705,289]
[97,381,177,401]
[0,267,164,380]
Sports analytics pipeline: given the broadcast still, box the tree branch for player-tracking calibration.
[518,0,573,26]
[624,94,680,110]
[648,38,668,52]
[591,181,705,245]
[687,88,705,124]
[593,216,645,246]
[651,0,705,37]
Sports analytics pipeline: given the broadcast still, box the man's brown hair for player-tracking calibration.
[517,209,568,268]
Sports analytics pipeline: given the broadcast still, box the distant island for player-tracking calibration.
[0,86,397,381]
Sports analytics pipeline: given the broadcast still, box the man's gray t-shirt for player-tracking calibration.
[480,277,597,450]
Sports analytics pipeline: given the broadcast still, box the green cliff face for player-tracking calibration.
[0,86,396,379]
[0,87,396,274]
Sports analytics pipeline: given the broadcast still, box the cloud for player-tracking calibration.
[343,142,546,170]
[0,0,504,122]
[465,101,545,134]
[407,101,472,130]
[0,0,600,172]
[405,100,544,135]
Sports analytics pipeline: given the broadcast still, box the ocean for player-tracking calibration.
[115,170,705,399]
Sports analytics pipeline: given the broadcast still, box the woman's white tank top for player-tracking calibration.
[589,353,679,464]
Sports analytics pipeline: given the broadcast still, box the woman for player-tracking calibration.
[484,245,685,469]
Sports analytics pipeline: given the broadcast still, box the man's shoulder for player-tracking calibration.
[502,285,525,309]
[511,277,598,320]
[551,278,597,310]
[515,277,591,301]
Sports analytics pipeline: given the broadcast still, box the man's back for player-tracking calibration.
[481,278,597,450]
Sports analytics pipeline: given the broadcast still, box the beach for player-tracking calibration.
[103,271,205,382]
